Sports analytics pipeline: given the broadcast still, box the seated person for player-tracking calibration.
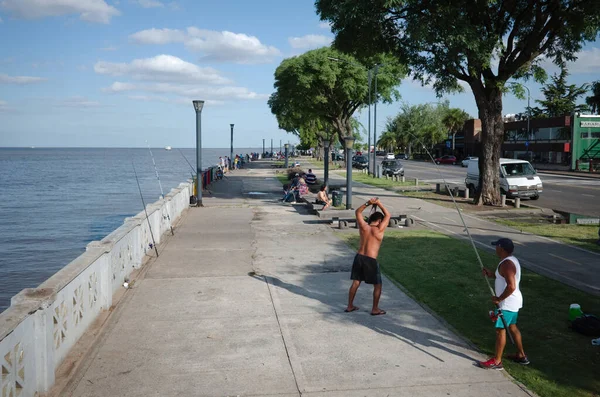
[316,184,332,210]
[282,173,301,203]
[304,169,317,185]
[297,176,309,198]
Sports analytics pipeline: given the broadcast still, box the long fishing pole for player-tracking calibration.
[132,161,160,258]
[407,133,514,344]
[178,149,213,195]
[147,142,174,236]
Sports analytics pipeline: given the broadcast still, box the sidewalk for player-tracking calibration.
[323,169,600,296]
[53,161,532,397]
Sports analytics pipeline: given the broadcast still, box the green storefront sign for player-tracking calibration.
[571,113,600,171]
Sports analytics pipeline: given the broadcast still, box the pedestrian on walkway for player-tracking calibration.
[346,197,390,316]
[479,238,529,370]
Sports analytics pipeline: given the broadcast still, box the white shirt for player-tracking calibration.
[495,255,523,312]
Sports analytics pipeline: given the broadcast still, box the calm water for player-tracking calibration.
[0,147,260,312]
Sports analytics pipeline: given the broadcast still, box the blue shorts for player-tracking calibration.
[495,310,518,329]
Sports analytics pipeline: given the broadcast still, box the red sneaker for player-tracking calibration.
[478,358,504,370]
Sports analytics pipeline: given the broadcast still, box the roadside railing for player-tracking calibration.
[0,181,193,397]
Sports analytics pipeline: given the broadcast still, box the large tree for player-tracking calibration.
[531,67,589,117]
[268,47,405,149]
[586,81,600,114]
[316,0,600,205]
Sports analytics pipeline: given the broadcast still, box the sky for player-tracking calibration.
[0,0,599,148]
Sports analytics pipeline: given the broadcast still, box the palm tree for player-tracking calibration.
[442,108,470,152]
[586,81,600,114]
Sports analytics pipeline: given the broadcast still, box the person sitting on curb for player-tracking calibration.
[304,169,317,185]
[282,173,301,203]
[479,238,529,370]
[316,184,332,210]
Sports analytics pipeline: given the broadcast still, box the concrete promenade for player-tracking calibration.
[52,161,533,397]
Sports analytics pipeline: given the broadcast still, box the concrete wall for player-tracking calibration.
[0,181,192,397]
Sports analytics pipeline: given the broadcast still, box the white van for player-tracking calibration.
[465,158,543,200]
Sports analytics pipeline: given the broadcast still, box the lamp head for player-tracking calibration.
[343,135,355,149]
[323,139,330,149]
[192,100,205,113]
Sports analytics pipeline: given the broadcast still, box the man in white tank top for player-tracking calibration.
[479,238,529,370]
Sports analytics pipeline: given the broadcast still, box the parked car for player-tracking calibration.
[385,153,395,160]
[395,153,408,160]
[352,155,369,169]
[375,150,386,156]
[461,156,477,167]
[434,155,457,165]
[465,158,542,199]
[381,160,404,177]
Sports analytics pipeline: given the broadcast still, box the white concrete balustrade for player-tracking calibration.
[0,181,192,397]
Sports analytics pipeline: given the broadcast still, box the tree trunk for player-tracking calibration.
[474,87,504,206]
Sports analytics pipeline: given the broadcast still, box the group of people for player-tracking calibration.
[347,198,528,370]
[219,154,252,174]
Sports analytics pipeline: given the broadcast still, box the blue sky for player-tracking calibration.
[0,0,598,148]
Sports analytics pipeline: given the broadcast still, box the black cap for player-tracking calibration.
[491,238,514,253]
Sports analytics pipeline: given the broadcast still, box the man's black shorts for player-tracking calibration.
[351,254,382,284]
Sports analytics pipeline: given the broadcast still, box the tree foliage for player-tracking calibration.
[530,67,589,117]
[383,102,458,154]
[268,47,405,148]
[586,81,600,114]
[316,0,600,205]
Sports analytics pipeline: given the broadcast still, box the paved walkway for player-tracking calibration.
[55,161,532,397]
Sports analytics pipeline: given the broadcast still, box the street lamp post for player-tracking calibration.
[344,136,355,209]
[367,69,372,174]
[284,143,290,168]
[323,138,330,186]
[270,139,273,157]
[230,124,234,171]
[373,65,379,177]
[263,138,265,158]
[193,100,205,207]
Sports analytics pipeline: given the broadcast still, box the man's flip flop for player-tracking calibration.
[344,307,359,312]
[370,310,386,316]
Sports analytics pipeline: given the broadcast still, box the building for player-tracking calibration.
[453,114,600,171]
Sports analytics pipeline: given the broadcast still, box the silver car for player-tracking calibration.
[461,156,477,167]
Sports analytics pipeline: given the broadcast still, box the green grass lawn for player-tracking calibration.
[338,229,600,397]
[347,172,417,189]
[494,219,600,253]
[275,173,288,185]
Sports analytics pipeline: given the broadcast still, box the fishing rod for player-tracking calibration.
[407,133,514,344]
[147,142,174,236]
[132,161,160,258]
[178,149,213,195]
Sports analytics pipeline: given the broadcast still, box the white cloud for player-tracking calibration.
[127,95,225,106]
[0,0,120,24]
[59,96,101,108]
[135,0,164,7]
[103,81,267,101]
[0,73,47,84]
[129,27,281,64]
[288,34,332,50]
[318,21,331,30]
[94,54,232,85]
[568,48,600,74]
[129,28,186,45]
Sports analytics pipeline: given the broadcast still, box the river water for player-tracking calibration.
[0,147,260,312]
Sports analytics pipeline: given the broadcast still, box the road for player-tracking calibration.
[374,157,600,217]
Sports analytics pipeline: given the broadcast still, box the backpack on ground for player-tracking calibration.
[571,314,600,337]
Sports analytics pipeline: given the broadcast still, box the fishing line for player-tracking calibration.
[132,161,160,258]
[178,149,213,195]
[406,132,514,344]
[146,142,174,236]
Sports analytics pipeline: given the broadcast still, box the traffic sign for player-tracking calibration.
[446,140,451,148]
[525,141,529,148]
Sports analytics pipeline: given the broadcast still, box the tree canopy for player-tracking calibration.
[268,47,405,148]
[530,67,589,117]
[317,0,600,205]
[586,81,600,114]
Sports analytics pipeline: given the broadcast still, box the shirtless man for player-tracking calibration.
[345,197,391,315]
